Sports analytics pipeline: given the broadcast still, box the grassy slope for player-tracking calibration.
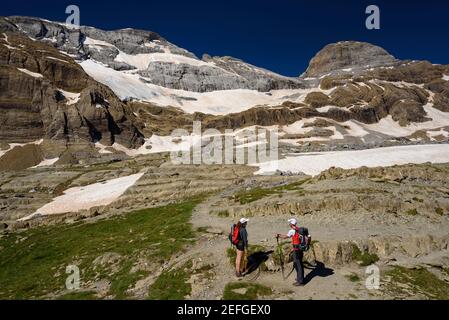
[0,198,201,299]
[384,266,449,300]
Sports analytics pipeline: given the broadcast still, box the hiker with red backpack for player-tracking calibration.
[275,218,311,286]
[229,218,249,277]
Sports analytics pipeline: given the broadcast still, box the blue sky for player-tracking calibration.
[2,0,448,76]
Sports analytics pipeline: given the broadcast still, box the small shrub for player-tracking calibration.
[345,273,360,282]
[352,245,379,266]
[406,208,419,216]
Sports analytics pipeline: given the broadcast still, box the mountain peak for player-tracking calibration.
[304,41,398,77]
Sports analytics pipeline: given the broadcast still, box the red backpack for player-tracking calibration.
[292,226,311,251]
[228,224,241,245]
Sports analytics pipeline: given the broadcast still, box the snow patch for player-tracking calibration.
[20,172,145,220]
[46,56,70,64]
[58,89,80,105]
[342,121,369,137]
[427,128,449,140]
[443,74,449,81]
[255,144,449,176]
[95,142,113,154]
[115,51,211,70]
[111,134,202,156]
[84,37,115,47]
[31,158,59,168]
[316,105,345,113]
[17,68,43,78]
[362,104,449,137]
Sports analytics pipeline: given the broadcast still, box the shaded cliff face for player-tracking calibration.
[0,18,144,150]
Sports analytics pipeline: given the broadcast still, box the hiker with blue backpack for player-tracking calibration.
[229,218,249,277]
[275,218,311,286]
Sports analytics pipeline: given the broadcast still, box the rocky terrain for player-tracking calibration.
[1,159,448,300]
[0,16,449,300]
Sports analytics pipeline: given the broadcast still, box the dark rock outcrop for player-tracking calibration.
[0,24,144,150]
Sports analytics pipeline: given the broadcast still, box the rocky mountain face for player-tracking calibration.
[5,16,304,93]
[1,16,449,168]
[304,41,399,77]
[0,17,145,169]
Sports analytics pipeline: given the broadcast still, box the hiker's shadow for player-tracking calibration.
[303,261,334,285]
[245,251,273,274]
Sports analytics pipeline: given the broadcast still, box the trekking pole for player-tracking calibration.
[275,235,285,280]
[276,235,295,280]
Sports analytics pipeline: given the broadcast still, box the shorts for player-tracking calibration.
[236,242,245,251]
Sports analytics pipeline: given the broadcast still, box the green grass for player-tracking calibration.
[231,179,308,204]
[109,261,149,300]
[148,260,215,299]
[223,282,272,300]
[345,273,360,282]
[351,245,379,266]
[442,268,449,276]
[0,198,202,299]
[406,208,419,216]
[148,262,192,300]
[385,266,449,300]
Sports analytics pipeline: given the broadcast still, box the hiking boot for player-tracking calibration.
[236,271,243,278]
[293,282,305,287]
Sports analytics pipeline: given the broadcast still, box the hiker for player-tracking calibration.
[275,218,311,286]
[229,218,249,277]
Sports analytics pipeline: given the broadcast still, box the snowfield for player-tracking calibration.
[254,144,449,176]
[80,59,331,115]
[20,172,145,220]
[362,104,449,137]
[31,158,59,168]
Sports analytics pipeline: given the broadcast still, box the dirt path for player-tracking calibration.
[165,182,449,300]
[173,190,379,300]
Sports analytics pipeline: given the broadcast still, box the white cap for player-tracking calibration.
[288,218,297,225]
[240,218,249,224]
